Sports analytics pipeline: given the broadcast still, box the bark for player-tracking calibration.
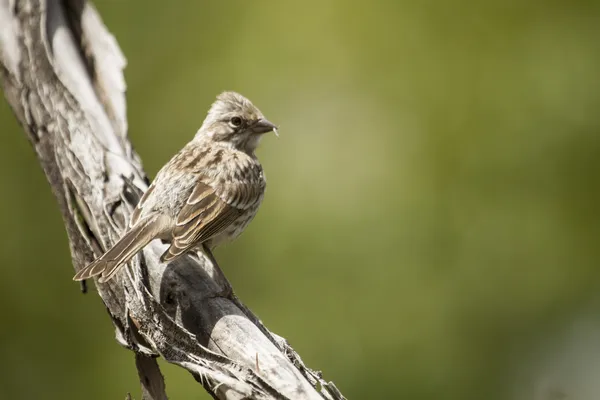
[0,1,345,399]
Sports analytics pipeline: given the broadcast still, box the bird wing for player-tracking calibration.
[130,183,155,227]
[160,180,246,262]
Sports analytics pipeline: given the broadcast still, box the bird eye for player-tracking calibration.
[230,116,243,127]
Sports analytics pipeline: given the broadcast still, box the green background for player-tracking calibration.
[1,1,600,399]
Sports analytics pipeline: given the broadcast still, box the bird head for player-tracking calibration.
[196,91,278,153]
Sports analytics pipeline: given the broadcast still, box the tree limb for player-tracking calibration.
[0,0,345,398]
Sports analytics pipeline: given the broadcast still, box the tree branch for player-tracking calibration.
[0,0,345,398]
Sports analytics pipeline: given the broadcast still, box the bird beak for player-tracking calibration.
[252,119,279,135]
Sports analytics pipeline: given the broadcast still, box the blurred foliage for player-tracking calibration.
[1,0,600,399]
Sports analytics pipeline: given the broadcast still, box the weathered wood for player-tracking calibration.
[0,0,345,399]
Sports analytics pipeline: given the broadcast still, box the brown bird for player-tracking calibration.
[73,91,277,282]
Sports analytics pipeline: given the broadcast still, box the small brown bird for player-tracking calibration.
[73,91,277,282]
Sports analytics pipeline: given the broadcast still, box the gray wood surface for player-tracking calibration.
[0,1,345,398]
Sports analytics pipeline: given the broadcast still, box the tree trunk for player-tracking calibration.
[0,1,345,399]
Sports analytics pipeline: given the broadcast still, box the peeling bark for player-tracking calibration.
[0,1,345,399]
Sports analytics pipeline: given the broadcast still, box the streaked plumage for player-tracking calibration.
[73,92,276,282]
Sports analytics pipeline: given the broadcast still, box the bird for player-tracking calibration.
[73,91,277,282]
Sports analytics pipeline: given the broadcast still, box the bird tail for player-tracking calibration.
[73,216,161,283]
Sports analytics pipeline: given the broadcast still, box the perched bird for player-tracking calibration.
[73,91,277,282]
